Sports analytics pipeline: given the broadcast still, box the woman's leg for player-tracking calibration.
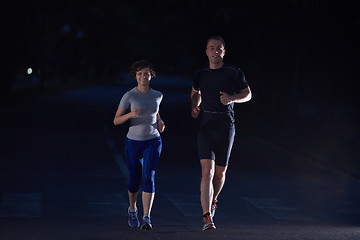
[141,137,162,217]
[142,192,155,216]
[124,138,143,210]
[128,191,139,211]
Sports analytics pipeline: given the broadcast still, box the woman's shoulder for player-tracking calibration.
[124,87,138,95]
[120,87,137,100]
[150,88,163,97]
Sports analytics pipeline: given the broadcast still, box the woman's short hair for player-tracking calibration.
[129,60,156,78]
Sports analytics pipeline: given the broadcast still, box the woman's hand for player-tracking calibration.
[157,119,165,133]
[130,108,142,117]
[114,107,141,125]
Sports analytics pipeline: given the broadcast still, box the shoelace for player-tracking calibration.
[129,211,138,219]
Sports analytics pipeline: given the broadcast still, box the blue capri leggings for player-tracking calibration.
[124,136,162,193]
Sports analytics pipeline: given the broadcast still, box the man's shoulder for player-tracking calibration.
[222,63,242,72]
[194,66,210,74]
[193,67,210,81]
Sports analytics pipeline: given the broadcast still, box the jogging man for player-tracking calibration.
[191,36,252,231]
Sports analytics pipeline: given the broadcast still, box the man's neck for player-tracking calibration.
[209,61,224,69]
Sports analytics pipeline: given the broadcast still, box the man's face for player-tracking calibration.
[206,39,226,64]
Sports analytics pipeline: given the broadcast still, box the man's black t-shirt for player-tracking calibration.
[193,63,248,113]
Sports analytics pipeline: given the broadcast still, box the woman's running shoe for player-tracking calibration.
[140,216,153,230]
[128,208,140,228]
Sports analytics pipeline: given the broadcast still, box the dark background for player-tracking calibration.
[1,0,359,175]
[1,1,360,239]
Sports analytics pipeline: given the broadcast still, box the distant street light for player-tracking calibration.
[27,68,33,75]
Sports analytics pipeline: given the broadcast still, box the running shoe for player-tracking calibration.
[202,212,216,231]
[211,200,218,217]
[140,216,153,230]
[128,208,140,228]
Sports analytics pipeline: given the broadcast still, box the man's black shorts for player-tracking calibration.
[197,111,235,166]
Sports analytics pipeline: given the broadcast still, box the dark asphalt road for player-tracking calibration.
[0,77,359,240]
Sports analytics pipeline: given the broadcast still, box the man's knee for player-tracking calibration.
[214,166,227,179]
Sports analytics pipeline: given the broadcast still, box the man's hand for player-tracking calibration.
[191,106,201,118]
[220,91,233,105]
[191,88,202,118]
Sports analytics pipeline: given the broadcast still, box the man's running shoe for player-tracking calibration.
[211,200,218,217]
[128,208,140,228]
[140,216,153,230]
[202,212,216,231]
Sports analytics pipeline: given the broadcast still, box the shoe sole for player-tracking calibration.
[202,224,216,231]
[140,224,153,230]
[128,222,140,228]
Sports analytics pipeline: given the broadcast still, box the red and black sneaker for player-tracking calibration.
[211,200,218,217]
[202,212,216,231]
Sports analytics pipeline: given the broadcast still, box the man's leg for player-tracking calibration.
[212,165,228,201]
[212,125,233,207]
[200,159,215,215]
[200,159,217,230]
[210,165,227,217]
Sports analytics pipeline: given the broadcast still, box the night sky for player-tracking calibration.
[1,0,359,117]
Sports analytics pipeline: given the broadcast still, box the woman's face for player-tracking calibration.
[135,67,152,86]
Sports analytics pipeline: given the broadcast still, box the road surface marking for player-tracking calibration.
[241,197,317,221]
[0,193,42,217]
[86,193,128,216]
[107,139,129,180]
